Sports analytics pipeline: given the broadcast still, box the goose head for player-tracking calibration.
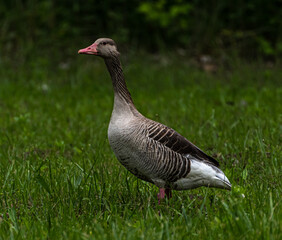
[78,38,119,58]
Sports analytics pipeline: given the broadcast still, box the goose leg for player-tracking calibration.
[158,188,165,204]
[165,188,172,199]
[158,188,172,204]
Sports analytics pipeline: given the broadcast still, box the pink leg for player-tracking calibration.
[158,188,166,204]
[158,188,172,204]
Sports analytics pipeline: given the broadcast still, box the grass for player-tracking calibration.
[0,52,281,239]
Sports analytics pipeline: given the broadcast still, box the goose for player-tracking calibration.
[78,38,231,203]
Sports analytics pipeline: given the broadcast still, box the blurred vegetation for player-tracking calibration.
[0,0,282,59]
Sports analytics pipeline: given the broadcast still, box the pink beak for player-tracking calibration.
[78,43,98,55]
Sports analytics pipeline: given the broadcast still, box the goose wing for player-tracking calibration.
[146,120,219,167]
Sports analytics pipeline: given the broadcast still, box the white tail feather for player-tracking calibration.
[175,159,231,190]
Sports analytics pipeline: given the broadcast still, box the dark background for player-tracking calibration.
[1,0,282,61]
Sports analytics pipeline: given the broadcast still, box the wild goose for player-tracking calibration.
[78,38,231,203]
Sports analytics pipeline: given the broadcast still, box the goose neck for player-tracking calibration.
[104,56,134,105]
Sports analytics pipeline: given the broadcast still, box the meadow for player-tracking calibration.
[0,53,281,239]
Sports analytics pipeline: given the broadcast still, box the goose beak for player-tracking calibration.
[78,43,98,55]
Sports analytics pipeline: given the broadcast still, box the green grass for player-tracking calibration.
[0,54,281,239]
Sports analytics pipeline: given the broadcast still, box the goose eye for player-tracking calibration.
[102,42,107,45]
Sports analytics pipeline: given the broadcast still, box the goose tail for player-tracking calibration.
[213,167,232,190]
[177,158,232,190]
[191,159,232,190]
